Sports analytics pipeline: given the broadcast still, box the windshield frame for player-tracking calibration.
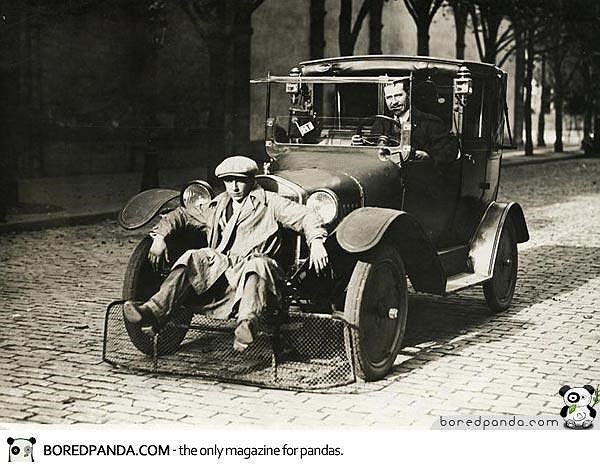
[252,73,414,147]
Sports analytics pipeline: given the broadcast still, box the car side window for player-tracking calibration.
[463,78,498,144]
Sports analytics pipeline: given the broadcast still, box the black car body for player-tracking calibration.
[117,55,529,381]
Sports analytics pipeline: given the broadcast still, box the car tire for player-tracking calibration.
[345,244,408,381]
[122,236,193,356]
[483,219,518,312]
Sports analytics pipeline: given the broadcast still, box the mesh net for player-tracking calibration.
[103,301,356,390]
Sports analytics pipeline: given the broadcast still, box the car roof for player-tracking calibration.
[299,55,505,78]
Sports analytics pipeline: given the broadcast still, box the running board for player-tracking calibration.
[445,272,491,293]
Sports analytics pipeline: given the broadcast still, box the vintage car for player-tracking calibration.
[115,55,529,382]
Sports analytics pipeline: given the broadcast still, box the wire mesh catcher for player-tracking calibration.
[103,301,355,390]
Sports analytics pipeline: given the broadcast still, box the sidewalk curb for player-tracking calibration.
[502,152,583,167]
[0,152,589,234]
[0,211,118,234]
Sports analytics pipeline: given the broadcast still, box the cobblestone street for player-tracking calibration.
[1,158,599,427]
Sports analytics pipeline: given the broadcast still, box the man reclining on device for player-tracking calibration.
[124,156,329,352]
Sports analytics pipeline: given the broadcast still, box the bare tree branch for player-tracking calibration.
[403,0,418,21]
[180,0,209,38]
[469,5,485,61]
[428,0,443,21]
[350,0,372,46]
[251,0,265,12]
[565,55,584,85]
[497,44,516,67]
[495,25,514,52]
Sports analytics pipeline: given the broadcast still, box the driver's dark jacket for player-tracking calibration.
[373,108,458,164]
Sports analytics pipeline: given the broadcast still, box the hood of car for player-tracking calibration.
[271,148,404,210]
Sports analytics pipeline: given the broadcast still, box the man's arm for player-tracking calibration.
[423,119,458,164]
[148,206,210,271]
[410,110,458,163]
[268,193,329,274]
[308,238,328,274]
[267,193,327,243]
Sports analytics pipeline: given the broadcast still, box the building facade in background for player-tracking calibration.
[3,0,563,183]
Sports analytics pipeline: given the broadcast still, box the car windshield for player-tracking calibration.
[253,74,456,148]
[257,77,411,147]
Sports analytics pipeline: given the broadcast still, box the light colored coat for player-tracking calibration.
[151,185,327,318]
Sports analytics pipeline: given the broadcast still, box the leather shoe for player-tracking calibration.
[233,320,254,352]
[123,301,159,330]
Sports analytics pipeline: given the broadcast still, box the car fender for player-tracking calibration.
[118,189,180,229]
[336,207,446,295]
[468,201,529,278]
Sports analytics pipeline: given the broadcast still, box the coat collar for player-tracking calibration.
[208,184,267,210]
[206,185,267,250]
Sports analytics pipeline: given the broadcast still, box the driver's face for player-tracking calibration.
[384,82,409,117]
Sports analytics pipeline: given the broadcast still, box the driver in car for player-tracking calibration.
[375,80,458,164]
[123,156,329,352]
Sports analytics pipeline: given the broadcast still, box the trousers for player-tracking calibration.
[144,259,276,325]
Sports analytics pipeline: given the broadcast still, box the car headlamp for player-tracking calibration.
[306,190,338,224]
[181,181,213,209]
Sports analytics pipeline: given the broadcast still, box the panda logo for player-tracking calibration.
[559,385,598,429]
[7,437,36,463]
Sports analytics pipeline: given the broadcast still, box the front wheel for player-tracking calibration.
[345,245,408,381]
[122,236,193,356]
[483,220,518,312]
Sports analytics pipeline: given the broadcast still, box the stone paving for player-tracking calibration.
[1,158,599,427]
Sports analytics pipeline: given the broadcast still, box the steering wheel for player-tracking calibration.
[355,114,402,146]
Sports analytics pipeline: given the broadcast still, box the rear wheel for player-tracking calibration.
[122,236,193,356]
[483,220,518,312]
[345,245,408,381]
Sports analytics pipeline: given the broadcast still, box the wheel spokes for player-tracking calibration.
[494,234,516,300]
[362,262,402,364]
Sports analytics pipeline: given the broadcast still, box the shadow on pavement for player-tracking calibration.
[383,244,600,382]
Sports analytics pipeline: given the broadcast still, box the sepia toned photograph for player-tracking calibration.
[1,0,598,439]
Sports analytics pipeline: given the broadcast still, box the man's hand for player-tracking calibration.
[413,150,430,160]
[309,238,329,275]
[148,235,170,272]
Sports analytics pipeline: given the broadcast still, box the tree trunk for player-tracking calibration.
[551,2,564,153]
[536,102,547,148]
[593,43,600,154]
[140,45,160,191]
[310,0,326,111]
[231,8,252,155]
[554,86,564,152]
[310,0,326,59]
[512,28,525,149]
[483,19,500,64]
[181,1,264,183]
[593,110,600,155]
[583,104,592,145]
[537,56,548,147]
[31,19,44,175]
[369,0,384,54]
[583,109,592,152]
[454,13,466,59]
[416,19,430,56]
[523,31,534,156]
[206,42,227,183]
[339,0,353,55]
[581,62,592,152]
[0,2,23,217]
[19,0,33,176]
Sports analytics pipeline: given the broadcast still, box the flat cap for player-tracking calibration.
[214,156,259,179]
